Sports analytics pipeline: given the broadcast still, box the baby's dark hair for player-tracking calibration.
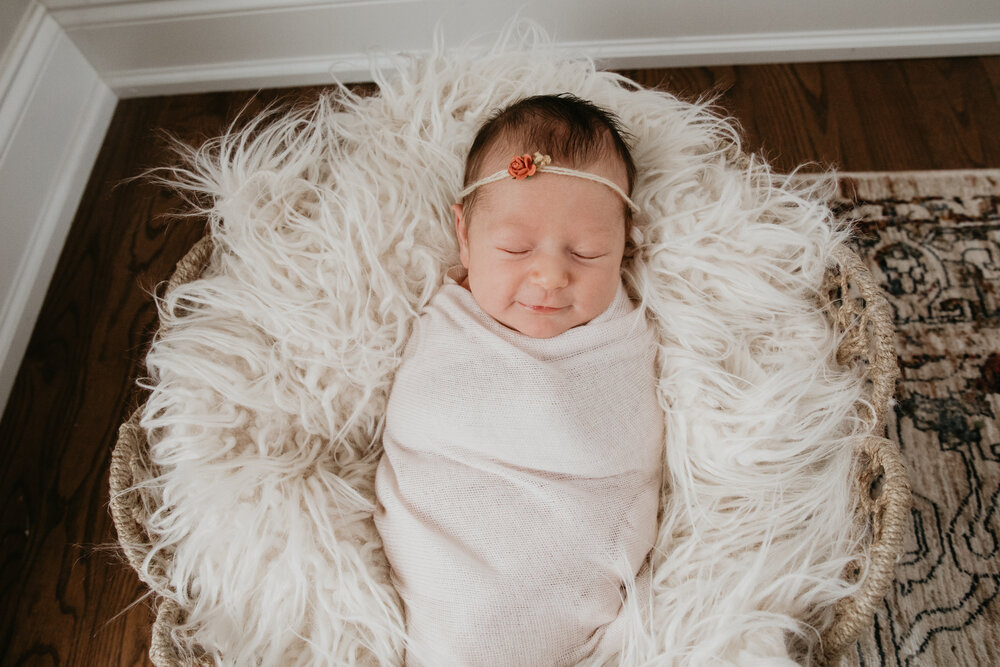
[461,94,637,221]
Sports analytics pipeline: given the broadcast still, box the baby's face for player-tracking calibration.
[453,157,628,339]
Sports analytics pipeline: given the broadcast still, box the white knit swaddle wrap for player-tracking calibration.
[375,271,664,665]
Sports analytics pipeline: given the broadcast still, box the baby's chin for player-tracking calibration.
[509,322,571,339]
[496,310,586,339]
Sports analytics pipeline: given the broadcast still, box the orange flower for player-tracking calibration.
[507,154,537,180]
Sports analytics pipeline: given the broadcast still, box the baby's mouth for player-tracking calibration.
[518,302,567,314]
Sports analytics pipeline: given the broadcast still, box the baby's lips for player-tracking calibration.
[520,302,566,313]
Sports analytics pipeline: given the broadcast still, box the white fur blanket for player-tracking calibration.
[374,271,662,665]
[138,23,869,666]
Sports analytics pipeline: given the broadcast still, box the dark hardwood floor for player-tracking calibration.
[1,56,998,665]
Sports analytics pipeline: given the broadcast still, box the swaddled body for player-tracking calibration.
[375,93,663,664]
[375,269,663,665]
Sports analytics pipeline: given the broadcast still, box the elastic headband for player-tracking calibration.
[458,152,640,214]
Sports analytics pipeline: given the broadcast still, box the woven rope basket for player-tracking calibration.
[110,236,910,666]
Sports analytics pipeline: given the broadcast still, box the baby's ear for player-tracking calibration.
[453,203,470,269]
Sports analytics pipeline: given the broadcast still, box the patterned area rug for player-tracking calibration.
[831,170,1000,666]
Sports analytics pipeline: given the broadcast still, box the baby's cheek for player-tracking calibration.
[478,263,511,300]
[468,269,503,316]
[588,272,617,307]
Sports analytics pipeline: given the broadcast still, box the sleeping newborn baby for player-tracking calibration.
[374,94,664,665]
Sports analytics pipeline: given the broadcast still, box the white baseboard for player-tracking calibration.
[94,22,1000,98]
[49,0,1000,98]
[0,7,116,412]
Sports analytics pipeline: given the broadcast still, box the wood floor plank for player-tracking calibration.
[1,56,998,665]
[623,56,1000,171]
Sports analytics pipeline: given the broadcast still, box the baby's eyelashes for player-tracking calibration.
[496,247,606,260]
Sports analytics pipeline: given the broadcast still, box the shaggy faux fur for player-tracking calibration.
[139,23,870,666]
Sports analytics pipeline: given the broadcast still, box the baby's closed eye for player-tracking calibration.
[495,247,607,260]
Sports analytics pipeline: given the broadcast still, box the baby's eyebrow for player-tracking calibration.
[492,217,532,231]
[489,222,526,235]
[489,215,623,242]
[487,222,534,241]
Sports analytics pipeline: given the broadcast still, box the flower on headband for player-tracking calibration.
[507,152,553,180]
[532,152,552,168]
[508,154,537,180]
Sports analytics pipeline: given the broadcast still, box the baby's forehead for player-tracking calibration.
[479,190,625,238]
[488,215,620,239]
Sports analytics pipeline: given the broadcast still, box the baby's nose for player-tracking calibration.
[529,255,570,290]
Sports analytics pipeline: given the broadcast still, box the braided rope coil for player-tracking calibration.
[109,238,909,666]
